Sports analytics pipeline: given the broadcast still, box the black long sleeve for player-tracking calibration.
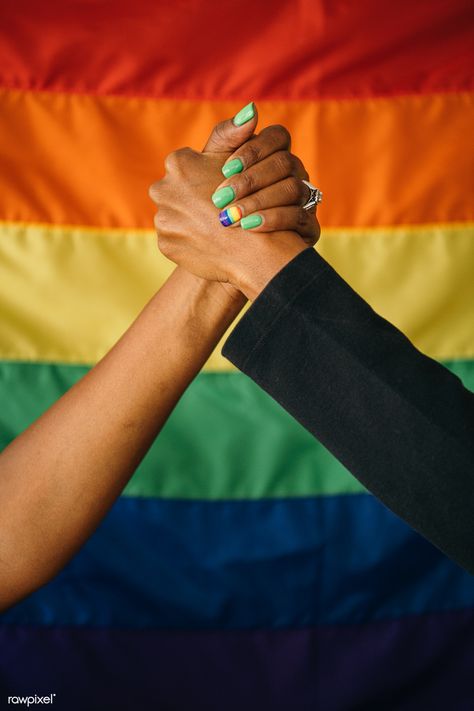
[223,248,474,574]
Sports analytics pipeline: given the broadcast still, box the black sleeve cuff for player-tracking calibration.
[222,248,330,370]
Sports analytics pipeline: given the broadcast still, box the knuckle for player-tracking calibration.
[306,214,320,245]
[273,150,293,176]
[163,150,179,173]
[165,148,181,169]
[241,142,262,167]
[296,207,308,228]
[153,210,167,233]
[268,124,291,147]
[174,146,194,159]
[285,176,302,202]
[163,147,193,174]
[156,229,167,251]
[148,181,162,202]
[242,193,263,214]
[237,169,256,195]
[213,121,229,143]
[154,207,175,235]
[156,229,173,258]
[259,210,273,228]
[299,177,310,202]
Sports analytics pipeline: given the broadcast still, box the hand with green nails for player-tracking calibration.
[213,111,317,242]
[150,102,320,300]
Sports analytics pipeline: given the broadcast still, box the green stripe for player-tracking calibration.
[0,360,472,500]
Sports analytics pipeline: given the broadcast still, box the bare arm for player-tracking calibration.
[0,268,244,609]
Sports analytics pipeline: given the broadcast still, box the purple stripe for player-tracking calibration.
[1,610,473,710]
[219,209,233,226]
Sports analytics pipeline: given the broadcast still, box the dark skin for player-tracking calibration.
[151,108,320,300]
[0,109,317,611]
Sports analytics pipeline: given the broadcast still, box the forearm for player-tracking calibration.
[224,248,474,573]
[0,267,244,608]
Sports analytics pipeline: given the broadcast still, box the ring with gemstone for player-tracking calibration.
[301,180,323,210]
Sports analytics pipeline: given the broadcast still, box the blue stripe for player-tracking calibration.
[2,495,474,628]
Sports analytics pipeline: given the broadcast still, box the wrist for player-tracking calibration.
[230,236,308,301]
[172,267,245,328]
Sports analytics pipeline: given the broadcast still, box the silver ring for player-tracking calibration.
[301,180,323,210]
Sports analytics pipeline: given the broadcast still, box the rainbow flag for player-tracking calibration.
[1,1,473,708]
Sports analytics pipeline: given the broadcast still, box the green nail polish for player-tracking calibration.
[233,102,255,127]
[241,214,263,230]
[211,186,235,208]
[222,158,243,178]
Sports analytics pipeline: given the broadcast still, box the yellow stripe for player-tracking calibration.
[319,224,474,361]
[0,221,472,368]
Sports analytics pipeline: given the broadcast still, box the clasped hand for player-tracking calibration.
[149,103,321,300]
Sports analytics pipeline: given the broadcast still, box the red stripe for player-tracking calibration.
[0,0,473,100]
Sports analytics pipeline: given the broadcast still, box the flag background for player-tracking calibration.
[0,1,473,709]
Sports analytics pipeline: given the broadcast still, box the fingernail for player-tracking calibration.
[219,206,242,227]
[241,214,263,230]
[233,102,255,127]
[222,158,243,178]
[211,186,235,209]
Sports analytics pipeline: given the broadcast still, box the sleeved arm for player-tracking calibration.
[222,247,474,574]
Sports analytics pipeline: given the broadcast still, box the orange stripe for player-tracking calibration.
[0,89,472,228]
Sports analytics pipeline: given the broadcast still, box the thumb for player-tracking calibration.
[203,102,258,153]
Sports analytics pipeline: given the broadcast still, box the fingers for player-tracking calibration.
[238,206,320,245]
[218,177,310,220]
[214,150,305,205]
[221,124,291,178]
[203,102,258,153]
